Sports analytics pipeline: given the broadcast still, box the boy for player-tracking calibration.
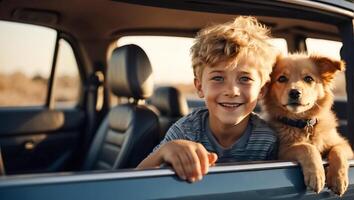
[137,16,278,183]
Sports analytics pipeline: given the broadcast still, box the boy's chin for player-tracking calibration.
[218,116,247,126]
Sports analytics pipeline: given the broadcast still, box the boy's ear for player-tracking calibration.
[310,55,345,84]
[194,78,204,98]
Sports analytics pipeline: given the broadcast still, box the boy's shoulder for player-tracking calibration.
[174,107,208,134]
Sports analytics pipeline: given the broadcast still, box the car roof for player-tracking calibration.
[0,0,352,71]
[1,0,352,38]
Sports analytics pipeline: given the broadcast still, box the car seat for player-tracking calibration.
[82,44,160,170]
[149,86,188,140]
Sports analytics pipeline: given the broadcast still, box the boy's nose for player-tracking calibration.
[225,84,240,97]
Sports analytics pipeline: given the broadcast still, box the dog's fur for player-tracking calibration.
[262,53,353,196]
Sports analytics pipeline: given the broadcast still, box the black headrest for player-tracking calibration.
[108,44,154,99]
[150,86,189,117]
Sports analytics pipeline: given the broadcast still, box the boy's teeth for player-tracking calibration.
[220,103,240,107]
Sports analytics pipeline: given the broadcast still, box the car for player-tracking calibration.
[0,0,353,199]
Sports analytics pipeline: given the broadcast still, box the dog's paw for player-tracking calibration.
[303,166,325,193]
[326,166,349,196]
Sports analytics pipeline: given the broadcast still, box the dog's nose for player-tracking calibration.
[289,89,301,99]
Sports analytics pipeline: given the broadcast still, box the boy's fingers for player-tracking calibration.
[179,151,195,179]
[184,150,202,181]
[208,152,218,165]
[171,155,187,180]
[196,148,209,175]
[178,150,198,181]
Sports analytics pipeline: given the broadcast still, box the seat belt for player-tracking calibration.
[0,147,6,175]
[83,72,102,150]
[76,72,102,168]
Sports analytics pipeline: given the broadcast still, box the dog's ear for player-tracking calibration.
[269,54,283,81]
[310,55,345,84]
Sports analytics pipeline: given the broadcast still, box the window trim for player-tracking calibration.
[1,160,354,187]
[46,32,60,109]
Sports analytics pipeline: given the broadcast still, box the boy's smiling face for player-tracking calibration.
[195,59,265,128]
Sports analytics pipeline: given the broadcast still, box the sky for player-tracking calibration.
[0,20,342,85]
[0,21,55,77]
[0,21,79,78]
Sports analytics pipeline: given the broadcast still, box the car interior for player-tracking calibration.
[0,0,353,177]
[82,44,160,170]
[148,86,189,140]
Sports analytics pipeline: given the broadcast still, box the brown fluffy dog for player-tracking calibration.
[262,53,353,196]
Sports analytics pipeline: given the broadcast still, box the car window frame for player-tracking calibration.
[1,160,354,199]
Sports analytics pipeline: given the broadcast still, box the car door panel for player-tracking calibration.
[0,108,85,174]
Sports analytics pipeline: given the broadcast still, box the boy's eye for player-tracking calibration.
[304,75,314,83]
[277,75,288,83]
[239,76,253,83]
[211,76,224,82]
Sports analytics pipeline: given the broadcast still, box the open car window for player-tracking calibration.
[0,21,56,107]
[0,21,81,108]
[114,36,289,103]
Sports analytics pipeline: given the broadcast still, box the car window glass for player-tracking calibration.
[53,39,81,108]
[114,36,288,104]
[0,21,56,107]
[306,38,346,100]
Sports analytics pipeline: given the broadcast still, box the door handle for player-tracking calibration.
[24,140,35,150]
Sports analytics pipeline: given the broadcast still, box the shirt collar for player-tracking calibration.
[204,114,253,152]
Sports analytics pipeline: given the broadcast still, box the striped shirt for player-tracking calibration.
[153,107,278,162]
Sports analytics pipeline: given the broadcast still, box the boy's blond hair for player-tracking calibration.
[191,16,276,85]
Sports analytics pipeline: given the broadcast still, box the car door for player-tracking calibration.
[0,21,89,174]
[1,161,354,200]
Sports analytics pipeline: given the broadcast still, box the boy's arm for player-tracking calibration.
[136,121,185,169]
[138,140,217,182]
[136,146,165,169]
[137,118,189,169]
[137,116,218,182]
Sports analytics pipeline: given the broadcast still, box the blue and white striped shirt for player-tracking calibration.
[153,108,278,162]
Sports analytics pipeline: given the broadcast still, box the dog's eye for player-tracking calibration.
[304,76,314,83]
[277,75,288,83]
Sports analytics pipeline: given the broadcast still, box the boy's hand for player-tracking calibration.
[159,140,218,182]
